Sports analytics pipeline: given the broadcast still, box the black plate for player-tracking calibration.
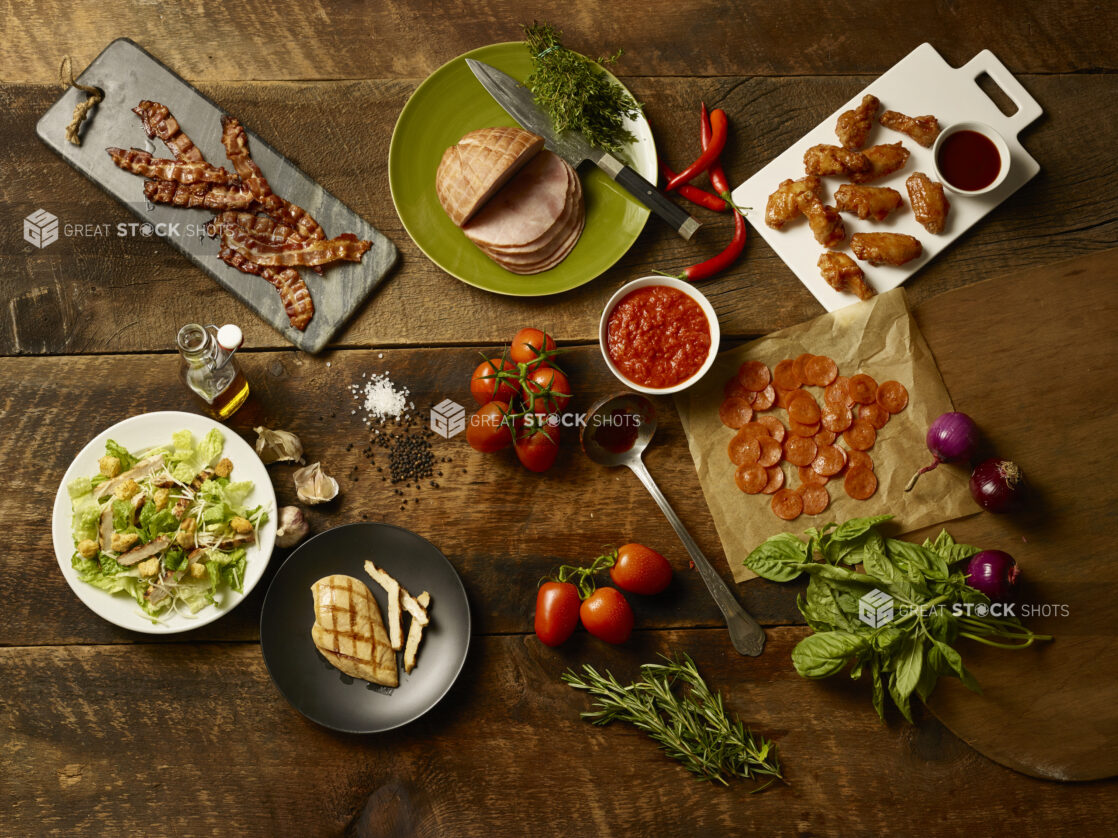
[259,522,470,733]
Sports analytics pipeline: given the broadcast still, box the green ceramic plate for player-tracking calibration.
[389,42,656,297]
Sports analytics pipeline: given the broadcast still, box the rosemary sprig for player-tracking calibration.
[562,654,782,787]
[524,22,642,154]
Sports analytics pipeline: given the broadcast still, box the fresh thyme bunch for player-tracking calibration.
[562,654,782,787]
[524,22,642,154]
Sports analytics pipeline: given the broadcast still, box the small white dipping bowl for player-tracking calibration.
[932,121,1011,196]
[599,276,720,395]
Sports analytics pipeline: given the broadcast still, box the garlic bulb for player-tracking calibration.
[274,506,309,548]
[293,462,339,504]
[254,427,305,465]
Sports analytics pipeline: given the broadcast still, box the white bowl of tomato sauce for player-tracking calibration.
[599,277,720,395]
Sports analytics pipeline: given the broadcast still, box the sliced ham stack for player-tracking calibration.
[436,128,584,275]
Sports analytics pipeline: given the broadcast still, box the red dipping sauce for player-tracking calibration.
[936,129,1002,191]
[606,285,711,389]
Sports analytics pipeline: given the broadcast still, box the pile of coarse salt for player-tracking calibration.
[350,371,415,430]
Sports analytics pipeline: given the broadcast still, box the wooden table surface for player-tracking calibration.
[3,2,1117,835]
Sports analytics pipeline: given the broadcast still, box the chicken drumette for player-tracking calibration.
[765,175,823,229]
[819,251,875,300]
[801,196,846,248]
[849,142,911,184]
[835,94,879,150]
[906,172,951,234]
[850,232,923,266]
[804,144,871,177]
[880,110,941,147]
[834,184,904,221]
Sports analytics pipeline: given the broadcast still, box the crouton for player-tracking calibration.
[77,539,99,559]
[111,532,140,552]
[214,457,234,478]
[114,478,141,501]
[137,556,161,577]
[153,488,170,511]
[230,516,253,534]
[99,456,121,478]
[189,562,207,579]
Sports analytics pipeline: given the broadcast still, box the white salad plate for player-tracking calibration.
[51,410,277,634]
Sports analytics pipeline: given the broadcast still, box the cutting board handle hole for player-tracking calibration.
[976,72,1019,118]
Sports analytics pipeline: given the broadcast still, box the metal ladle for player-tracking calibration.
[581,392,766,656]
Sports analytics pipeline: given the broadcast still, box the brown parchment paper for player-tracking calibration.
[674,288,973,583]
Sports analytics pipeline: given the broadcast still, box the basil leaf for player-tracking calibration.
[743,532,811,582]
[926,608,958,644]
[861,539,918,600]
[915,651,940,701]
[803,574,856,631]
[821,527,887,567]
[791,631,867,679]
[871,659,886,722]
[927,529,981,565]
[831,515,893,543]
[929,639,982,694]
[892,634,924,706]
[887,538,949,582]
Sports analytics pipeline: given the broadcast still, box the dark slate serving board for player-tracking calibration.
[36,38,398,354]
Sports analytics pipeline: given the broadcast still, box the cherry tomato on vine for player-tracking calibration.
[466,400,513,452]
[534,581,581,647]
[579,587,634,644]
[522,365,571,413]
[470,357,518,405]
[514,414,560,472]
[510,328,556,368]
[609,543,672,595]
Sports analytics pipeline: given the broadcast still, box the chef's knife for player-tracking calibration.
[466,59,701,240]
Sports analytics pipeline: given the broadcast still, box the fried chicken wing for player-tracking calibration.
[800,196,846,247]
[765,176,823,229]
[906,172,951,234]
[835,94,879,150]
[818,251,874,300]
[850,232,923,266]
[849,142,910,184]
[804,145,871,177]
[833,184,904,221]
[880,110,941,147]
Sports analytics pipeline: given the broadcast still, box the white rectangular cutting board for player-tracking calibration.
[732,43,1042,312]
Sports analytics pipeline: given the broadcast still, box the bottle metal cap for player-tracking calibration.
[216,324,243,351]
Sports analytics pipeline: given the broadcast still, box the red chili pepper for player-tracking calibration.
[701,102,733,197]
[664,108,728,192]
[677,208,747,281]
[658,157,727,212]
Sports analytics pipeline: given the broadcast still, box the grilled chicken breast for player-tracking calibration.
[310,575,397,687]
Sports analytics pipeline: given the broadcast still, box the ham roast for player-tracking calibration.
[435,127,545,227]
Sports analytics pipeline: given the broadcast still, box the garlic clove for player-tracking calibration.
[275,506,309,548]
[254,427,305,465]
[293,462,339,504]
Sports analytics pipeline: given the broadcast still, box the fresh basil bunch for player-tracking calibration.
[745,516,1051,722]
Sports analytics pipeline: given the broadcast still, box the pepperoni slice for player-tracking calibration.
[788,395,821,425]
[846,449,875,472]
[844,466,878,500]
[825,376,853,408]
[857,403,889,430]
[757,415,786,442]
[800,484,830,516]
[771,488,803,521]
[738,360,772,392]
[737,421,771,438]
[812,444,847,476]
[821,405,853,432]
[762,466,785,494]
[843,421,877,451]
[877,380,909,414]
[814,428,837,446]
[789,420,821,438]
[773,359,802,391]
[804,355,839,387]
[799,466,829,487]
[848,373,878,405]
[724,378,750,401]
[728,432,761,465]
[784,436,818,467]
[735,463,767,494]
[751,383,776,411]
[757,436,783,467]
[776,387,809,410]
[793,353,814,384]
[719,397,753,429]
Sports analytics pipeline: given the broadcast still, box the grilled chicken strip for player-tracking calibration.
[95,454,165,500]
[118,536,171,567]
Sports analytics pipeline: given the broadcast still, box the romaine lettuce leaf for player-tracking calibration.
[104,439,137,471]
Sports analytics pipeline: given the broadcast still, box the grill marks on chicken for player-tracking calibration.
[111,102,371,332]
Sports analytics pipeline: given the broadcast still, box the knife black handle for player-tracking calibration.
[599,154,701,240]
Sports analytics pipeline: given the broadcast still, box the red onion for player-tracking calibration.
[905,412,980,491]
[970,457,1025,512]
[965,550,1020,600]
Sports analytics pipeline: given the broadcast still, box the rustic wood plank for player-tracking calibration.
[2,0,1115,83]
[4,74,1116,354]
[3,632,1115,837]
[0,346,804,646]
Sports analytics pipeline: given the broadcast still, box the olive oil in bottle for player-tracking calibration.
[176,323,250,419]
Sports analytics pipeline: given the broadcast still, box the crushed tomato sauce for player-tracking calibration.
[606,286,711,389]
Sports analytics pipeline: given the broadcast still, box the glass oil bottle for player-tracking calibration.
[176,323,250,419]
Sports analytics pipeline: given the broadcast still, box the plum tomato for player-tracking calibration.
[470,357,518,405]
[466,400,513,452]
[510,328,556,368]
[514,414,560,472]
[579,587,634,644]
[534,581,581,647]
[522,365,571,413]
[609,543,672,595]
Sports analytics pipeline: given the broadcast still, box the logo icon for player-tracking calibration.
[858,588,894,628]
[24,209,59,249]
[430,399,466,439]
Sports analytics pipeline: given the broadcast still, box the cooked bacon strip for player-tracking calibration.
[132,101,205,163]
[107,148,235,185]
[222,223,371,267]
[143,179,255,210]
[220,116,325,241]
[217,243,315,332]
[209,211,324,274]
